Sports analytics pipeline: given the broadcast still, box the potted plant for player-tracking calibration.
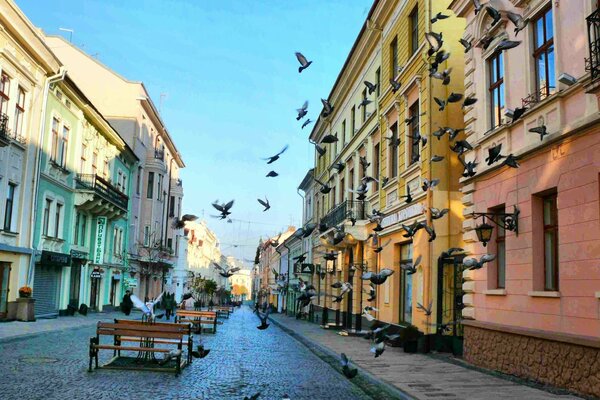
[18,286,32,298]
[401,324,421,353]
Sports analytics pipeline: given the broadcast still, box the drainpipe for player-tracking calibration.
[162,157,175,246]
[27,67,67,286]
[283,242,292,316]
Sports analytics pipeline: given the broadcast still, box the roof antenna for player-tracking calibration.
[59,27,74,43]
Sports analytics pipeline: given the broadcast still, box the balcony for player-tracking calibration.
[586,8,600,82]
[75,174,129,217]
[320,200,365,229]
[154,149,165,161]
[0,113,26,147]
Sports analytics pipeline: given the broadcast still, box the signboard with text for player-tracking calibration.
[381,204,424,228]
[93,217,107,264]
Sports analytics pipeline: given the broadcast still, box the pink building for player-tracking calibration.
[449,0,600,397]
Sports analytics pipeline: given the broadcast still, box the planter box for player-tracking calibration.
[6,301,18,320]
[16,298,35,322]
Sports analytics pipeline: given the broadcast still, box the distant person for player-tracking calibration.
[164,293,176,319]
[121,290,133,316]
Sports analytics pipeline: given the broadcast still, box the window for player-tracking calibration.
[117,171,123,191]
[410,7,419,55]
[0,73,10,115]
[167,237,173,250]
[533,7,556,99]
[408,102,420,165]
[341,120,346,146]
[43,198,51,236]
[80,144,87,173]
[113,228,118,256]
[122,176,127,193]
[74,212,80,245]
[144,226,151,247]
[375,67,381,97]
[400,242,413,323]
[103,159,109,178]
[373,143,380,190]
[136,166,142,195]
[50,118,59,162]
[349,168,355,192]
[54,203,62,238]
[339,177,345,203]
[491,206,506,288]
[147,172,154,199]
[389,122,398,178]
[3,183,15,231]
[361,89,368,122]
[80,214,87,246]
[92,151,98,175]
[543,193,558,290]
[390,36,398,80]
[59,125,69,168]
[489,52,505,129]
[13,87,25,136]
[169,196,175,217]
[157,174,163,200]
[177,197,181,218]
[351,106,356,135]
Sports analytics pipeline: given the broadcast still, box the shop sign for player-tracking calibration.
[299,263,314,274]
[41,250,71,267]
[112,272,121,281]
[70,249,88,260]
[381,204,424,228]
[124,278,137,288]
[93,217,107,264]
[90,268,103,279]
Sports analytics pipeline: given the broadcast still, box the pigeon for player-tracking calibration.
[172,214,198,229]
[362,306,378,321]
[295,52,312,73]
[450,140,473,155]
[486,6,501,26]
[191,344,210,359]
[385,134,401,148]
[244,394,261,400]
[321,99,334,118]
[432,127,446,140]
[529,125,548,141]
[380,176,389,186]
[262,145,289,164]
[270,233,282,247]
[390,78,401,93]
[463,254,496,270]
[434,97,446,111]
[364,80,377,95]
[408,131,427,147]
[296,101,308,120]
[130,292,164,321]
[511,106,527,123]
[429,207,449,220]
[399,184,413,204]
[472,0,483,15]
[340,353,358,379]
[214,263,240,278]
[480,33,499,50]
[301,119,313,129]
[431,12,449,24]
[502,154,520,168]
[401,254,422,275]
[158,349,182,366]
[422,178,440,191]
[442,247,464,257]
[432,68,452,85]
[369,239,391,253]
[371,340,386,358]
[314,178,332,194]
[447,92,463,103]
[257,197,270,212]
[315,143,326,156]
[361,269,395,285]
[431,155,444,162]
[495,40,521,52]
[459,157,478,178]
[506,11,529,36]
[434,50,451,66]
[422,222,436,242]
[417,301,433,316]
[485,143,504,165]
[321,134,338,144]
[266,171,279,177]
[257,308,270,330]
[462,95,478,108]
[332,162,345,173]
[360,156,370,171]
[212,200,235,219]
[366,283,376,302]
[358,98,372,109]
[446,127,464,141]
[459,38,472,52]
[425,32,443,55]
[302,223,317,237]
[293,252,308,264]
[401,221,423,238]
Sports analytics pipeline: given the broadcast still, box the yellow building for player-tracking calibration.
[308,0,465,343]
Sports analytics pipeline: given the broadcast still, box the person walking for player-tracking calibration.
[165,293,176,319]
[121,290,133,316]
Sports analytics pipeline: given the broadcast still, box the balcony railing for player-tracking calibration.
[0,113,26,146]
[76,174,129,211]
[587,8,600,81]
[320,200,365,228]
[154,149,165,161]
[521,86,556,108]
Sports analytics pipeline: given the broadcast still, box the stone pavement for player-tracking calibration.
[269,313,584,400]
[0,307,378,400]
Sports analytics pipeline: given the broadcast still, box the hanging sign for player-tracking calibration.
[90,268,103,279]
[300,263,314,274]
[93,217,107,264]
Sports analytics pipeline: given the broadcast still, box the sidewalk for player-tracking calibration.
[0,310,140,342]
[269,313,583,400]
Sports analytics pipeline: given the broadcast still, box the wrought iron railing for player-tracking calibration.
[76,174,129,211]
[154,149,165,160]
[320,200,365,228]
[587,8,600,81]
[0,113,26,145]
[521,86,556,108]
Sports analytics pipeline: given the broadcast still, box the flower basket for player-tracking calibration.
[18,286,32,298]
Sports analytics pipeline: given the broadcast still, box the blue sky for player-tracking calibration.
[19,0,373,263]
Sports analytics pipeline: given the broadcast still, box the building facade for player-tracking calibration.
[449,0,600,397]
[0,0,61,319]
[229,268,252,302]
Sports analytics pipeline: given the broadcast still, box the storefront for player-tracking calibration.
[68,250,88,309]
[33,250,71,318]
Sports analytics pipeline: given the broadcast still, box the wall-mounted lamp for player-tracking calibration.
[504,108,515,119]
[558,73,577,86]
[472,206,519,247]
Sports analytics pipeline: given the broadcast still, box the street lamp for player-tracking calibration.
[472,206,520,247]
[474,220,494,247]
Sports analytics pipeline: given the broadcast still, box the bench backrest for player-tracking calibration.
[97,322,186,340]
[177,310,216,318]
[113,319,192,334]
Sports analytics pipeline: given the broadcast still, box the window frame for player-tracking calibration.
[491,205,506,289]
[0,73,10,115]
[533,6,556,99]
[59,124,69,168]
[147,171,155,199]
[543,193,559,291]
[410,7,419,55]
[3,183,16,231]
[488,52,505,129]
[389,122,398,178]
[361,89,368,122]
[399,241,413,323]
[54,202,62,238]
[408,102,420,165]
[390,36,398,81]
[43,198,51,236]
[13,86,25,136]
[50,117,60,162]
[373,142,380,191]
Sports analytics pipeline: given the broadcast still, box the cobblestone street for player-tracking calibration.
[0,307,375,400]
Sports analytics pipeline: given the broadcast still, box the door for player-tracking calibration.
[33,264,60,317]
[0,262,10,317]
[89,277,100,310]
[436,254,465,355]
[109,277,118,305]
[69,264,81,307]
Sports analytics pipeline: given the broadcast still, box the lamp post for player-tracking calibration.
[472,206,520,246]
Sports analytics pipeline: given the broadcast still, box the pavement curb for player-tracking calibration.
[269,315,414,400]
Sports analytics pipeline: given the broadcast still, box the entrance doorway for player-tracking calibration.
[109,277,119,306]
[0,262,10,318]
[90,277,100,310]
[69,264,81,307]
[436,254,466,355]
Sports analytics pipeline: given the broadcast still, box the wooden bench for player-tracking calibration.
[89,321,189,375]
[175,310,217,334]
[214,306,231,319]
[113,319,194,365]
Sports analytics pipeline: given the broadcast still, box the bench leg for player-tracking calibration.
[88,337,97,372]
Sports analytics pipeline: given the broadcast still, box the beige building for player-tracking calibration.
[43,35,185,301]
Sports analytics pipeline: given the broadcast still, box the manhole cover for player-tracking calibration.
[20,356,58,364]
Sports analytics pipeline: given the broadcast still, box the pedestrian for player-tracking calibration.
[165,292,175,320]
[121,290,133,316]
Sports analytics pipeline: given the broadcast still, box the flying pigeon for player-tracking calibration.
[321,134,338,144]
[364,80,377,95]
[502,154,520,168]
[486,6,501,26]
[130,292,164,321]
[296,101,308,120]
[266,171,279,177]
[431,12,449,24]
[191,344,210,359]
[257,197,270,212]
[495,40,521,52]
[262,144,289,164]
[417,301,433,316]
[463,254,496,270]
[459,157,478,178]
[314,178,332,194]
[390,78,401,93]
[429,207,449,220]
[212,199,235,219]
[401,254,422,275]
[301,119,313,129]
[361,269,395,285]
[172,214,198,229]
[214,263,240,278]
[321,99,334,117]
[257,308,270,330]
[295,52,312,73]
[459,38,472,52]
[340,353,358,379]
[506,11,529,36]
[529,125,548,141]
[485,143,504,165]
[462,95,478,108]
